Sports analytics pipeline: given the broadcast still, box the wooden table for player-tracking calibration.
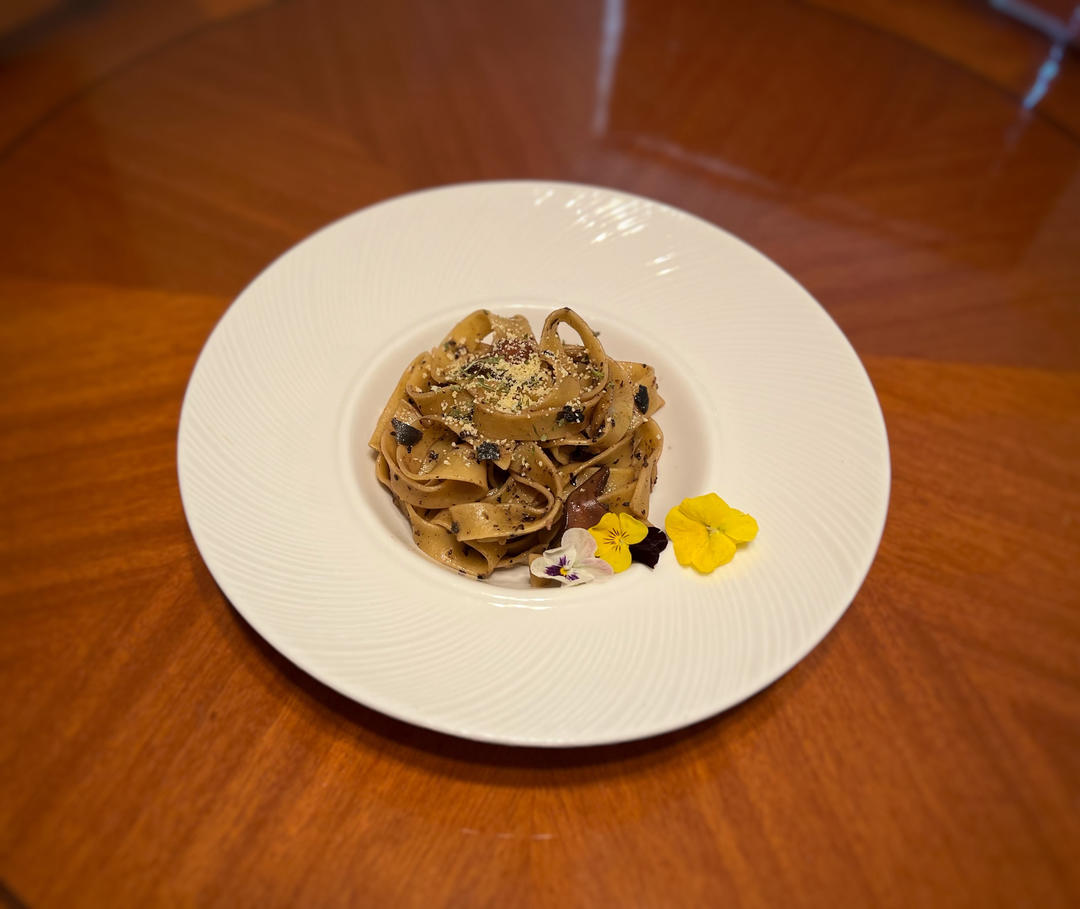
[2,1,1078,905]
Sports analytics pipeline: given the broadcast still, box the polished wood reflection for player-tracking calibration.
[1,0,1078,906]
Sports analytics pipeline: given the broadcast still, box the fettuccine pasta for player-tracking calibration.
[370,308,664,579]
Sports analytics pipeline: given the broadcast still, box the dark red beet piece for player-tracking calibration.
[563,465,610,531]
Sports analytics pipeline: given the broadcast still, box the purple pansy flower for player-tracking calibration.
[530,528,614,587]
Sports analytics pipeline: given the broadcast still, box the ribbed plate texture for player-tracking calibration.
[178,181,890,746]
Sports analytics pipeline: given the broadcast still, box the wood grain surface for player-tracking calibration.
[2,0,1078,906]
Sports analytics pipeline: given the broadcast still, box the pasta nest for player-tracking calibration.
[370,308,664,579]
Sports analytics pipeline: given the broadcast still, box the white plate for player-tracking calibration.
[178,181,890,747]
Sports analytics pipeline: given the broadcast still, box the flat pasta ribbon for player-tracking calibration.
[371,308,665,579]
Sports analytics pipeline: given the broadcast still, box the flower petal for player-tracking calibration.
[628,526,668,568]
[616,512,649,545]
[588,514,631,572]
[561,527,598,559]
[691,530,736,573]
[591,512,622,535]
[531,530,618,586]
[577,556,615,579]
[665,506,708,566]
[589,520,632,572]
[721,510,758,543]
[530,555,561,580]
[535,544,570,566]
[679,493,731,529]
[599,542,632,573]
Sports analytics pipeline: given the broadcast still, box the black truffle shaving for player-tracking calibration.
[557,404,585,424]
[628,526,668,569]
[476,441,500,461]
[633,384,650,415]
[391,417,423,447]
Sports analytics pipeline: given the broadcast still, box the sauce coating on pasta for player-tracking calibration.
[370,309,664,579]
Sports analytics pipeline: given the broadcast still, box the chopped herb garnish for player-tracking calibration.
[462,355,501,375]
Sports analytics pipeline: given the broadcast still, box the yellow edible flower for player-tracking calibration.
[588,512,648,573]
[664,493,758,574]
